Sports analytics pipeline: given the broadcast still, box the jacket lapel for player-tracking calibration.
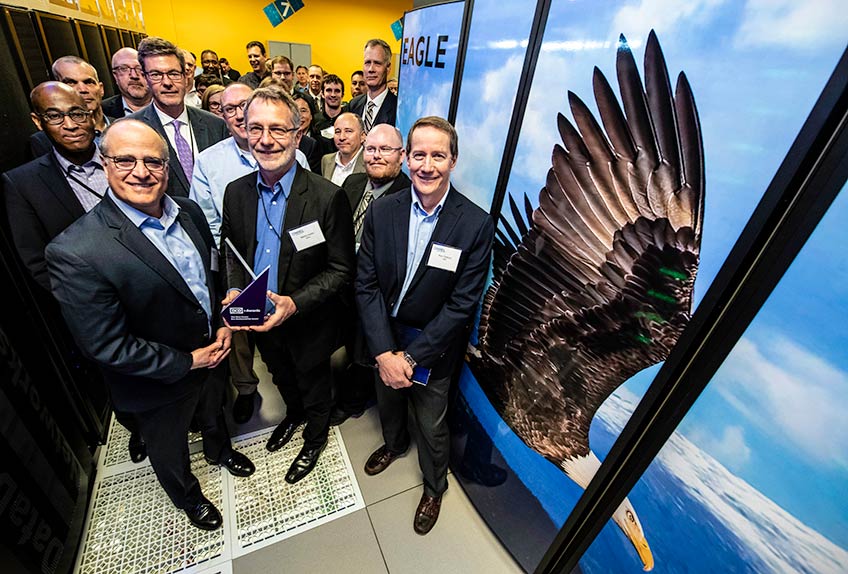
[188,107,210,151]
[41,154,86,219]
[278,166,308,290]
[392,190,411,293]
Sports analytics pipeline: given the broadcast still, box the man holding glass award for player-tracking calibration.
[220,86,355,484]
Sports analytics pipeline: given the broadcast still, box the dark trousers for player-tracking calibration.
[134,365,232,509]
[230,330,259,395]
[375,372,451,497]
[255,330,332,448]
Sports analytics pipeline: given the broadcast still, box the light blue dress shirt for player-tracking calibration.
[110,190,212,332]
[254,165,296,296]
[190,137,258,244]
[391,187,449,317]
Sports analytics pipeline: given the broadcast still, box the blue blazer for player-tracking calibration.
[355,186,494,378]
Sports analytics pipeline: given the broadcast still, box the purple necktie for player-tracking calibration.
[172,119,194,180]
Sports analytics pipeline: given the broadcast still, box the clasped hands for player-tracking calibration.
[376,351,414,389]
[190,327,232,369]
[221,289,297,332]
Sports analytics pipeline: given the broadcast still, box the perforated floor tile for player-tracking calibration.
[103,416,203,470]
[77,453,226,574]
[228,427,364,556]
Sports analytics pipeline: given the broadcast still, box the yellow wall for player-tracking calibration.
[142,0,411,87]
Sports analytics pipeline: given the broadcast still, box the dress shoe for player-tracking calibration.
[328,405,365,426]
[128,431,147,463]
[205,451,255,477]
[265,416,303,452]
[184,498,223,531]
[364,444,408,476]
[233,391,258,424]
[284,441,327,484]
[413,492,443,535]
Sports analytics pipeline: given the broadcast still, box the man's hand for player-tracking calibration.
[249,291,297,332]
[376,351,413,389]
[190,335,231,369]
[221,289,240,307]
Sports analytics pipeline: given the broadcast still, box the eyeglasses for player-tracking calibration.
[144,70,184,83]
[247,125,299,140]
[364,145,402,156]
[37,109,91,125]
[103,155,168,173]
[208,102,222,111]
[222,100,248,117]
[112,65,143,75]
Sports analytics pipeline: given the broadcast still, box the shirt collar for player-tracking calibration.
[153,101,189,126]
[109,189,179,230]
[229,137,257,169]
[256,161,297,198]
[335,147,362,169]
[411,185,449,217]
[53,144,102,173]
[367,88,389,108]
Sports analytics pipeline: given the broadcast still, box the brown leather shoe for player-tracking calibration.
[413,492,442,535]
[364,444,408,476]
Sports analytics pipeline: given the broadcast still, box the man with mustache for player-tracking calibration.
[102,47,151,118]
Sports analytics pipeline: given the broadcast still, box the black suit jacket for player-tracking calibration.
[127,104,229,198]
[341,171,411,213]
[2,152,87,290]
[355,186,494,378]
[347,91,398,128]
[45,195,222,412]
[101,94,126,119]
[299,134,323,174]
[221,165,356,370]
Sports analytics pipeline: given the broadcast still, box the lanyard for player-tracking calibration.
[258,188,285,242]
[66,168,105,200]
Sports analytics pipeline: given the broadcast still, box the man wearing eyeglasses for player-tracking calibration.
[45,119,255,531]
[220,87,355,484]
[127,37,229,198]
[102,47,151,119]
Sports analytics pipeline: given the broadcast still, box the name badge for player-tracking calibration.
[210,247,220,272]
[288,220,326,251]
[427,243,461,272]
[320,126,334,139]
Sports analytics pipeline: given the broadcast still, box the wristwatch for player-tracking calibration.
[402,352,417,369]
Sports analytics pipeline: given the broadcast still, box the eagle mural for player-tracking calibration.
[467,31,704,571]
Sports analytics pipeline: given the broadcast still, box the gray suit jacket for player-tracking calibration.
[321,151,366,182]
[127,104,229,198]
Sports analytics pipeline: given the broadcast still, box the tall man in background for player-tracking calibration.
[102,47,151,118]
[348,39,397,130]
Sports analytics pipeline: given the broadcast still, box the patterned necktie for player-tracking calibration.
[172,119,194,180]
[364,101,376,132]
[353,188,374,236]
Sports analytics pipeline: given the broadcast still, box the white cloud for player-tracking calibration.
[715,335,848,469]
[734,0,848,50]
[610,0,727,44]
[688,424,752,471]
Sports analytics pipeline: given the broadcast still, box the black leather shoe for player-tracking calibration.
[266,417,303,452]
[329,405,365,426]
[205,451,255,477]
[233,391,258,424]
[364,444,408,476]
[413,492,442,535]
[285,441,327,484]
[128,431,147,463]
[184,498,222,531]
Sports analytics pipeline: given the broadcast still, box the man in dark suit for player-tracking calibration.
[102,47,151,118]
[355,116,494,535]
[127,37,229,198]
[45,119,254,530]
[330,124,411,426]
[221,86,355,484]
[347,39,397,130]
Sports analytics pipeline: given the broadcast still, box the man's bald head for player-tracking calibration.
[100,118,168,158]
[31,81,85,112]
[111,47,138,68]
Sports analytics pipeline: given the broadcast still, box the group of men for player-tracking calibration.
[2,35,493,537]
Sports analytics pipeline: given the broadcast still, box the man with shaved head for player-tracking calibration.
[45,119,255,530]
[102,47,151,118]
[321,112,365,186]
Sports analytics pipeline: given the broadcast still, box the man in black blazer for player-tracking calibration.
[102,47,152,118]
[127,37,229,198]
[347,39,397,130]
[355,117,494,535]
[45,120,254,530]
[221,86,355,484]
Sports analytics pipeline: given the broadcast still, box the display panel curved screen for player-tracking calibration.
[449,0,848,571]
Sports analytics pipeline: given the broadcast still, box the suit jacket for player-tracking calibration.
[347,90,398,128]
[45,195,223,412]
[2,152,87,290]
[127,104,229,198]
[341,171,411,213]
[299,134,323,173]
[355,186,494,378]
[101,94,127,119]
[221,165,356,370]
[321,151,366,181]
